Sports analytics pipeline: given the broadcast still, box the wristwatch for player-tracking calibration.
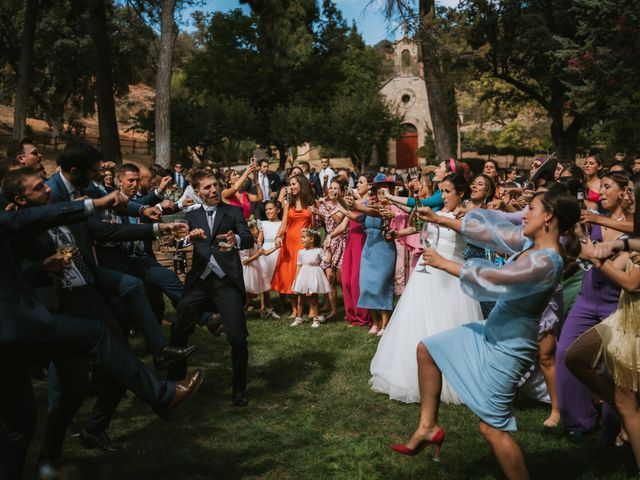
[623,238,630,252]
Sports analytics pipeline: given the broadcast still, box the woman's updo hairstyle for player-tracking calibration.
[442,173,470,200]
[472,173,496,203]
[265,200,283,220]
[537,188,581,264]
[602,171,630,191]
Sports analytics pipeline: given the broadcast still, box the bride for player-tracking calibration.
[370,173,483,404]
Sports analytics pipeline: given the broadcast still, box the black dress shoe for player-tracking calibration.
[154,368,204,420]
[78,427,121,452]
[154,344,199,370]
[232,390,249,407]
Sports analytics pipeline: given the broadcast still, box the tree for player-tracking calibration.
[316,37,403,169]
[155,0,178,168]
[559,0,640,155]
[460,0,584,161]
[12,0,39,140]
[382,0,459,162]
[88,0,122,162]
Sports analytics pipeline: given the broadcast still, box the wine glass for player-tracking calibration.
[418,222,440,274]
[102,210,119,224]
[171,219,189,260]
[56,243,76,288]
[576,222,594,271]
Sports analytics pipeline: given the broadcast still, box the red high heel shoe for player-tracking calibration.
[390,428,446,461]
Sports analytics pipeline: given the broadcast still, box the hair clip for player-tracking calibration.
[302,228,321,238]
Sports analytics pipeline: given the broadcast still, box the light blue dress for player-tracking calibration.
[422,209,564,431]
[358,215,396,311]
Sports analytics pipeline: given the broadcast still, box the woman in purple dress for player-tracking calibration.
[556,171,632,436]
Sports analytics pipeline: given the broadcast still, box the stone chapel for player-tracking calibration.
[379,35,433,168]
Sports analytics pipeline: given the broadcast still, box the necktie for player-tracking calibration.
[260,174,270,200]
[205,208,216,232]
[72,190,82,200]
[51,226,95,284]
[201,208,225,279]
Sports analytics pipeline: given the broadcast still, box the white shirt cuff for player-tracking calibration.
[235,234,241,249]
[84,199,95,215]
[153,224,161,237]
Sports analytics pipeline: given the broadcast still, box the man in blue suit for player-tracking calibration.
[47,141,161,220]
[0,187,203,480]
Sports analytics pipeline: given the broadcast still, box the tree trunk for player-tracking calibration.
[277,143,288,171]
[155,0,178,169]
[549,87,582,162]
[88,0,122,162]
[417,0,458,162]
[12,0,39,141]
[49,108,65,139]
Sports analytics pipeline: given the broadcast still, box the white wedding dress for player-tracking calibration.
[369,211,483,404]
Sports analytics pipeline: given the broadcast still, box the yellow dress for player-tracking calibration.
[592,257,640,392]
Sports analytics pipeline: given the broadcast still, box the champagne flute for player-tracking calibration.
[171,219,189,260]
[418,222,440,274]
[56,243,76,288]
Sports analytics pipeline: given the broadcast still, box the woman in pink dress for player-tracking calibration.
[222,163,263,219]
[336,173,374,326]
[272,175,315,318]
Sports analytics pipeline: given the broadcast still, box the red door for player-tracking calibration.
[396,131,418,169]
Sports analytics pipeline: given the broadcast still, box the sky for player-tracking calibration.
[182,0,460,46]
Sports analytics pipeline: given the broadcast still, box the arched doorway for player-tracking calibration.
[396,123,418,169]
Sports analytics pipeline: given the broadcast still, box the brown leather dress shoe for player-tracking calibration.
[154,368,204,420]
[205,313,224,337]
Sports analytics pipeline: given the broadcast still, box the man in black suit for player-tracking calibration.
[168,170,253,406]
[0,187,202,480]
[252,159,281,220]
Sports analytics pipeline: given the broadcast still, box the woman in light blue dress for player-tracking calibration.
[390,190,580,480]
[357,214,396,334]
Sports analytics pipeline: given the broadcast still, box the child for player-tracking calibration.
[241,220,279,314]
[290,228,331,328]
[258,201,283,319]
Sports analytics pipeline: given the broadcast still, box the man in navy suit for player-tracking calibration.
[7,136,45,179]
[172,161,187,191]
[95,163,184,307]
[5,168,198,465]
[168,170,253,406]
[251,159,281,220]
[47,142,161,220]
[0,185,202,479]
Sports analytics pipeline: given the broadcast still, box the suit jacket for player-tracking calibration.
[14,215,155,312]
[0,201,89,344]
[173,172,188,190]
[47,172,146,219]
[185,204,253,293]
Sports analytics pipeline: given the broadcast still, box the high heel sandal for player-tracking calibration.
[390,428,446,461]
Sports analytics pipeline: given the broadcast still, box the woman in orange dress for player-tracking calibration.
[272,175,315,318]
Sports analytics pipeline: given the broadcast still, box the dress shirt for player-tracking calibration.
[318,167,336,189]
[199,205,241,280]
[60,172,82,199]
[47,226,87,287]
[258,172,270,201]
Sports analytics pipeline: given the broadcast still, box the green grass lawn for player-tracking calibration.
[25,303,637,479]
